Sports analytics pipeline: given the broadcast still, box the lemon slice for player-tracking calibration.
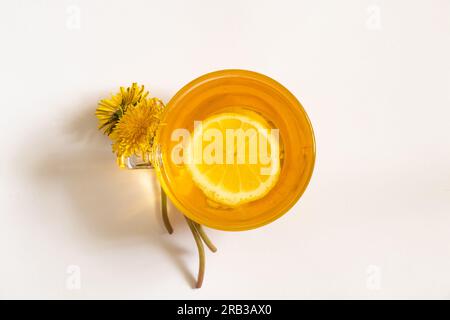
[186,112,280,207]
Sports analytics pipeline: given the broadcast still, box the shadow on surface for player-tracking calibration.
[28,94,197,287]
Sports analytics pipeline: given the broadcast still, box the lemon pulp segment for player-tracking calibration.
[185,112,280,207]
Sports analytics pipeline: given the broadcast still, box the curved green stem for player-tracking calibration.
[185,217,205,288]
[161,187,173,234]
[193,222,217,253]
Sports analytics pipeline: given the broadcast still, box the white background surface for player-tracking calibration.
[0,0,449,299]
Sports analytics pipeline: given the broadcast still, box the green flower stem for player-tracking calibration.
[193,222,217,253]
[135,163,152,168]
[161,187,173,234]
[185,217,205,288]
[158,180,215,289]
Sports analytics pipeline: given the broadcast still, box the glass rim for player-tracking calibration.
[153,69,316,231]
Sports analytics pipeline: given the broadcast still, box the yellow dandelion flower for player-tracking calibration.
[111,97,165,165]
[95,83,149,136]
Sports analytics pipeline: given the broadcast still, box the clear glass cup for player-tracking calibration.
[151,69,316,231]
